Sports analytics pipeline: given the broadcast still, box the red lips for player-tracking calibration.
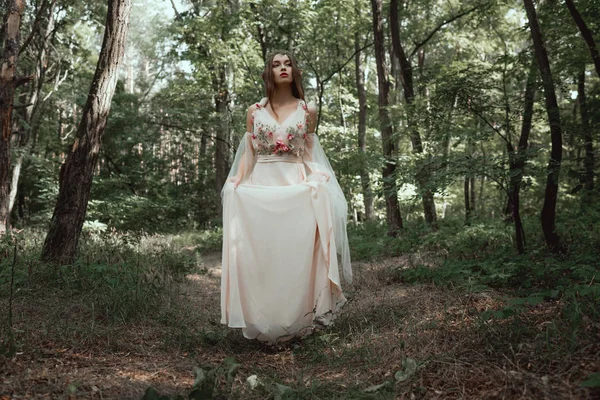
[280,73,289,77]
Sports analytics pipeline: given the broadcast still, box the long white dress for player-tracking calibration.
[220,97,352,343]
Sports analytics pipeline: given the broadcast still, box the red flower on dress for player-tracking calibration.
[252,133,257,139]
[287,133,294,141]
[303,133,307,139]
[268,131,273,138]
[274,140,290,154]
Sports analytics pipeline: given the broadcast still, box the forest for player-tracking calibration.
[1,0,599,398]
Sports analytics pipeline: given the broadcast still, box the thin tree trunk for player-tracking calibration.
[9,0,56,217]
[565,0,600,77]
[354,21,374,221]
[0,0,26,233]
[464,177,471,223]
[524,0,563,251]
[41,0,132,264]
[508,59,536,254]
[578,68,594,191]
[569,99,578,163]
[213,65,229,196]
[470,176,476,213]
[371,0,403,235]
[389,0,437,227]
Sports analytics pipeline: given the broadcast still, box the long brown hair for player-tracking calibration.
[261,50,305,118]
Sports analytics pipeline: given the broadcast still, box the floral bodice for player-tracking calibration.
[250,99,310,158]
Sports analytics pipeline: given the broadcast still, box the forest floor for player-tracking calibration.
[1,251,599,399]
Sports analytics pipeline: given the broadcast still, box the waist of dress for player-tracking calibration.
[256,154,303,164]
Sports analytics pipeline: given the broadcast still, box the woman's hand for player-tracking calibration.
[312,171,330,183]
[229,176,242,188]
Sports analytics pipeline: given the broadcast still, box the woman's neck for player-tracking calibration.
[271,85,296,105]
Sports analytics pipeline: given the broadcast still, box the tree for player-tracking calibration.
[370,0,403,235]
[389,0,436,226]
[41,0,132,264]
[507,60,536,254]
[354,1,374,221]
[0,0,26,233]
[523,0,563,251]
[577,68,594,191]
[9,0,58,219]
[565,0,600,77]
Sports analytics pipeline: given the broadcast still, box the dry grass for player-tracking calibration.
[1,252,599,399]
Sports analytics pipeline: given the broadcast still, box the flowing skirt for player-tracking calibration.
[220,160,347,343]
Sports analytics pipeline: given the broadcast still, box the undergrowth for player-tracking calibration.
[0,229,199,325]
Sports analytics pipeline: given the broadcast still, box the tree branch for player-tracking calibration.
[15,75,34,87]
[410,4,483,59]
[12,103,33,109]
[323,42,374,84]
[465,98,510,144]
[19,0,53,54]
[168,0,181,19]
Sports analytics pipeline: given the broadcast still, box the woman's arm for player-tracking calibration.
[303,103,330,182]
[304,103,318,161]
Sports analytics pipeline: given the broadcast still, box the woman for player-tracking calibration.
[220,50,352,344]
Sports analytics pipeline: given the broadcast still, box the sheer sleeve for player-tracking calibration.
[221,132,255,197]
[304,133,353,284]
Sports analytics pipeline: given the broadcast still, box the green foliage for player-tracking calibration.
[0,230,198,324]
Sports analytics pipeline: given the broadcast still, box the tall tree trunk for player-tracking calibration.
[577,68,594,191]
[470,176,476,213]
[370,0,403,235]
[0,0,26,233]
[464,177,471,223]
[524,0,563,251]
[41,0,132,264]
[389,0,437,227]
[354,23,374,221]
[9,0,56,217]
[508,60,536,254]
[213,64,230,196]
[565,0,600,77]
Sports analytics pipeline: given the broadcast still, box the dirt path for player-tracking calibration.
[1,254,598,399]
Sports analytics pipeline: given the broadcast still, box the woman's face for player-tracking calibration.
[271,54,294,85]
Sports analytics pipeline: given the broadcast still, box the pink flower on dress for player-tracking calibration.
[268,131,273,138]
[287,133,294,141]
[274,140,290,154]
[301,102,308,111]
[296,123,304,130]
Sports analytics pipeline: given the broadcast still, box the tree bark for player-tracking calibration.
[464,177,471,223]
[212,64,230,196]
[508,60,536,254]
[371,0,403,235]
[0,0,26,233]
[577,68,594,191]
[354,22,374,221]
[469,176,476,213]
[389,0,437,227]
[524,0,563,251]
[41,0,132,264]
[565,0,600,77]
[9,0,56,218]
